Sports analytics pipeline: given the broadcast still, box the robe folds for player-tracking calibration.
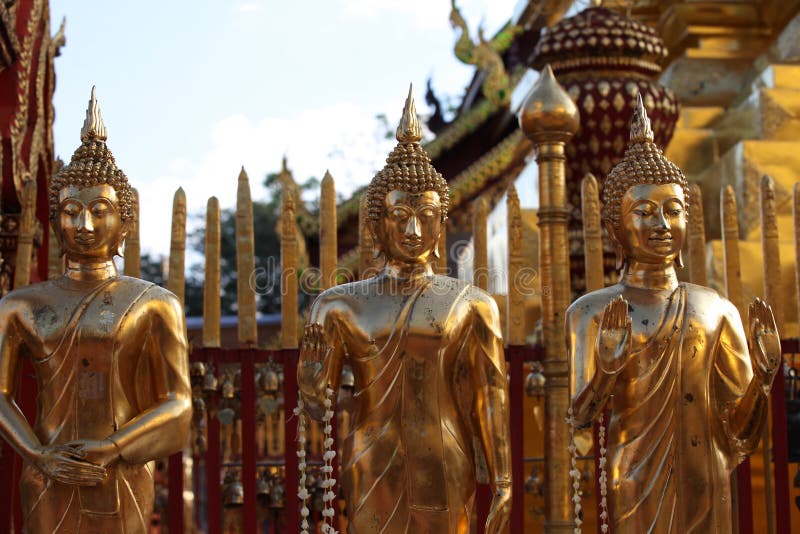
[569,283,764,533]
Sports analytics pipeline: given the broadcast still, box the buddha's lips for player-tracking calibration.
[649,235,672,243]
[74,234,95,245]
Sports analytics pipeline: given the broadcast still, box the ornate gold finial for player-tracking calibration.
[396,84,422,143]
[630,94,654,143]
[80,86,107,142]
[518,64,580,142]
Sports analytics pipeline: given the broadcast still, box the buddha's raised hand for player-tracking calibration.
[748,298,781,390]
[301,323,328,364]
[596,295,632,375]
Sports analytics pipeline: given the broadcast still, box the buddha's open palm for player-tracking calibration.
[596,296,632,375]
[748,298,781,388]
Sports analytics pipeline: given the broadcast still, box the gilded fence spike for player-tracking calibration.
[758,174,779,534]
[507,184,525,345]
[358,194,376,279]
[581,174,604,292]
[204,196,221,348]
[473,196,488,291]
[281,185,298,349]
[320,170,337,290]
[687,184,707,287]
[167,187,186,305]
[13,178,36,288]
[237,167,258,346]
[760,175,784,332]
[721,186,744,316]
[123,188,141,278]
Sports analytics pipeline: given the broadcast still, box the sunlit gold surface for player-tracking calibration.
[569,98,780,533]
[0,88,191,533]
[298,87,511,533]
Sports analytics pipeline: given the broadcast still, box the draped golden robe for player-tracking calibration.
[569,283,766,533]
[0,276,190,533]
[299,274,510,533]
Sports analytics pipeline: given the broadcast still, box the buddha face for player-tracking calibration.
[55,184,126,262]
[615,183,686,266]
[377,190,442,264]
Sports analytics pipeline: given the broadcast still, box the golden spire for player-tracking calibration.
[366,84,449,226]
[80,86,107,142]
[396,84,422,143]
[630,93,654,143]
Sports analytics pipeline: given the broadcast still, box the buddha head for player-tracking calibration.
[50,87,135,263]
[366,86,450,265]
[601,95,689,270]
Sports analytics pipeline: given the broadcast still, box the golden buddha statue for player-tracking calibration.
[0,88,192,533]
[298,87,512,533]
[568,95,781,533]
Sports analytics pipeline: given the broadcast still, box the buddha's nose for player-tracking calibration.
[404,215,422,238]
[78,210,94,232]
[656,209,670,230]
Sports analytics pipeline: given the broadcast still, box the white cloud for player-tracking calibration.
[235,2,262,13]
[136,102,396,259]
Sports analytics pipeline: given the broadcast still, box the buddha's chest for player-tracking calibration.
[30,289,123,352]
[343,285,463,363]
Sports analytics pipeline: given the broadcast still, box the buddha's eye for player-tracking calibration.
[389,207,410,220]
[419,208,435,218]
[61,203,80,217]
[633,208,649,217]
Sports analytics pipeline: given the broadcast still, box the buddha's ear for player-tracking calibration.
[50,217,66,257]
[674,250,684,269]
[369,223,383,260]
[117,217,133,257]
[604,220,625,272]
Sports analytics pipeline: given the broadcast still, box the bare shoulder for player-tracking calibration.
[0,280,62,318]
[118,276,183,319]
[308,278,375,324]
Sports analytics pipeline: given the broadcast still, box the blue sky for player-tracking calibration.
[49,0,519,257]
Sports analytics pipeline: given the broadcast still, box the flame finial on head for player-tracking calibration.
[396,84,422,144]
[630,94,654,143]
[80,86,107,142]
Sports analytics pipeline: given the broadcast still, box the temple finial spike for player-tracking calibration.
[630,93,654,143]
[396,84,422,144]
[80,85,107,142]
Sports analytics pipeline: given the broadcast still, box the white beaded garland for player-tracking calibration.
[597,413,609,533]
[295,387,340,534]
[566,406,583,534]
